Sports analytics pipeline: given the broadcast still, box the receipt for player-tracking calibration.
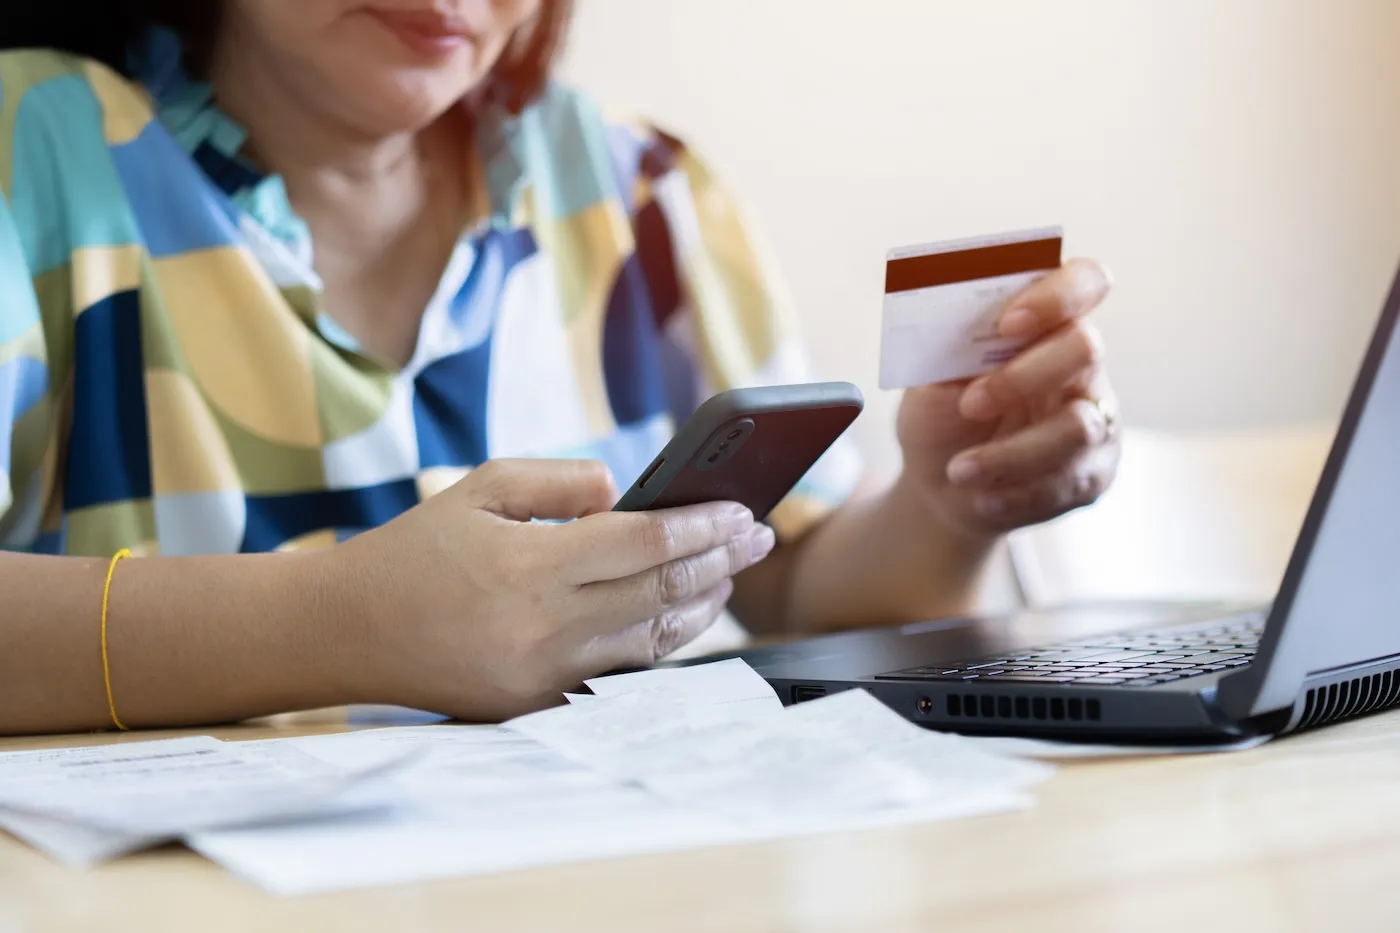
[508,682,1050,823]
[0,736,406,853]
[188,726,741,895]
[0,809,158,869]
[585,657,781,705]
[192,710,1035,896]
[183,666,1047,897]
[583,657,784,720]
[0,662,1056,891]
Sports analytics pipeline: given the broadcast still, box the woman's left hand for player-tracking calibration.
[894,257,1122,539]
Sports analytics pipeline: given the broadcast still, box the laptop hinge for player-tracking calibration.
[1214,666,1268,721]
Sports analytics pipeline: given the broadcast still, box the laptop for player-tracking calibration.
[716,262,1400,743]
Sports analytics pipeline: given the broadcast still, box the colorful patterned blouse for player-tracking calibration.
[0,30,861,558]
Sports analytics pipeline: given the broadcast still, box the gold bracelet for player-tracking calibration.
[101,549,132,731]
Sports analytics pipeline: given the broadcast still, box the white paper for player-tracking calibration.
[582,657,784,720]
[0,736,405,840]
[193,662,1041,895]
[246,724,603,798]
[781,689,1053,788]
[189,725,734,894]
[508,686,1049,823]
[0,809,158,869]
[189,722,1028,896]
[585,658,781,704]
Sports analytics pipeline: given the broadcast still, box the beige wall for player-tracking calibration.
[560,0,1400,476]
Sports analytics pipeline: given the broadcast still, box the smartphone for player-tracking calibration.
[614,382,864,521]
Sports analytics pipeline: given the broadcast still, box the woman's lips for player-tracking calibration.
[366,9,478,59]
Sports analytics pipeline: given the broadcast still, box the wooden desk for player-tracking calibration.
[4,705,1400,930]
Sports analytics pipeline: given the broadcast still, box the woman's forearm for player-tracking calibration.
[0,550,354,735]
[731,478,1005,636]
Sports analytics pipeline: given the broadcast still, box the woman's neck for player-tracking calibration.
[208,41,481,367]
[209,40,461,251]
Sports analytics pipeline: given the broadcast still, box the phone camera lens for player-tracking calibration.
[726,429,743,440]
[707,453,720,463]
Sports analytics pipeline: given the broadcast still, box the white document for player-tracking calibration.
[583,657,784,718]
[193,665,1041,896]
[584,657,779,702]
[239,724,604,798]
[0,736,406,847]
[879,226,1062,388]
[781,689,1052,789]
[189,722,1027,896]
[0,809,158,869]
[509,685,1049,823]
[189,725,742,895]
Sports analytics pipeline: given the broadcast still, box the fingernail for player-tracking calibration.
[947,456,981,485]
[960,384,998,421]
[1000,308,1037,338]
[976,496,1006,519]
[747,524,776,562]
[722,504,755,533]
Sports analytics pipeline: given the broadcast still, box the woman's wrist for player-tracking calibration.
[298,539,397,709]
[886,472,1002,561]
[102,550,362,726]
[291,543,409,710]
[853,474,1005,620]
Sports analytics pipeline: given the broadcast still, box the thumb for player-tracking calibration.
[461,459,619,521]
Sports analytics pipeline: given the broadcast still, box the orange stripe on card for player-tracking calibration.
[885,237,1061,294]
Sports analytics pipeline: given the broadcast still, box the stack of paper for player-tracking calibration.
[186,662,1050,893]
[512,661,1051,825]
[0,660,1273,893]
[1,660,1108,894]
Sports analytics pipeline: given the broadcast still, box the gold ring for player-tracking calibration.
[1085,393,1120,437]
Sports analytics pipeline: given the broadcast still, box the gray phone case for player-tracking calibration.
[613,381,864,521]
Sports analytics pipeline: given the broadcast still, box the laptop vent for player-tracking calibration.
[1295,669,1400,731]
[944,693,1101,723]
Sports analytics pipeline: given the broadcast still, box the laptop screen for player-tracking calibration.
[1225,262,1400,718]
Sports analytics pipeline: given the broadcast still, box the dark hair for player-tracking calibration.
[0,1,574,115]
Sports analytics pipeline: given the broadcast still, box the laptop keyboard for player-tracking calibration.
[875,615,1264,688]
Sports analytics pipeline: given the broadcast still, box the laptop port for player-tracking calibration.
[791,685,827,704]
[916,696,933,714]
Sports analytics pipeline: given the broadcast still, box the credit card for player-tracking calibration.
[879,226,1062,389]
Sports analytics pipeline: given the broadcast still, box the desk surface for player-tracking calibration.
[4,698,1400,931]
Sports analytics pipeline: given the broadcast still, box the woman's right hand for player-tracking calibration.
[322,459,775,721]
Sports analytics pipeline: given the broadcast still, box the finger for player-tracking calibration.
[554,501,757,584]
[462,459,618,521]
[1068,367,1123,439]
[969,449,1118,531]
[959,322,1104,421]
[998,258,1112,341]
[948,389,1112,489]
[578,524,775,631]
[578,580,734,674]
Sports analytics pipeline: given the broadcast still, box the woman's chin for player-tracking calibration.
[334,67,488,136]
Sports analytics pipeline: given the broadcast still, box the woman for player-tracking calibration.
[0,1,1120,733]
